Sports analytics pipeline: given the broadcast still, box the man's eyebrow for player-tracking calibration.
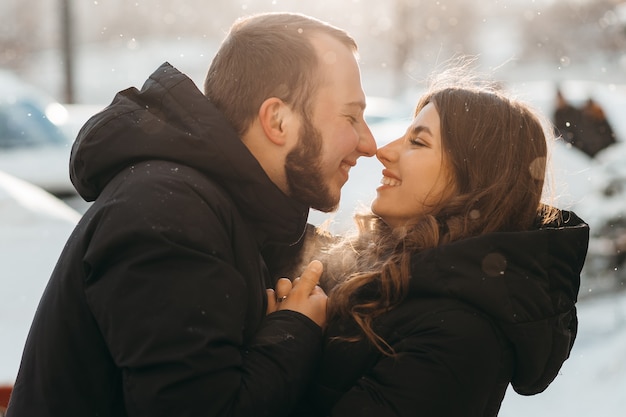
[343,101,366,111]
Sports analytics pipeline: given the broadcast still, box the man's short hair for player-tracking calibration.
[204,12,357,137]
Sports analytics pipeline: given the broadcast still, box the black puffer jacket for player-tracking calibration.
[8,63,321,417]
[295,211,589,417]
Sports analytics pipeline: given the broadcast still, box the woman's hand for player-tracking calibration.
[266,260,328,328]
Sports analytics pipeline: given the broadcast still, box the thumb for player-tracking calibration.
[294,260,323,293]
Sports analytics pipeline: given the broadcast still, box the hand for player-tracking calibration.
[267,260,328,328]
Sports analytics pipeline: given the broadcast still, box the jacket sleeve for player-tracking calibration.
[327,307,511,417]
[82,168,322,417]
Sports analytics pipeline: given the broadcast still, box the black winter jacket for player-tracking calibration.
[294,211,589,417]
[8,63,321,417]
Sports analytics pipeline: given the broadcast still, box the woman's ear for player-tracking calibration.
[258,97,293,146]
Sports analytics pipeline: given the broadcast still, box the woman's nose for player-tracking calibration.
[376,138,399,164]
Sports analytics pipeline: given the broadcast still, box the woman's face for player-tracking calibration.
[371,102,454,229]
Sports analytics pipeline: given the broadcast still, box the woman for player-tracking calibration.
[287,72,590,417]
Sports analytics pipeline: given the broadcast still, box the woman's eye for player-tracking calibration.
[409,138,425,147]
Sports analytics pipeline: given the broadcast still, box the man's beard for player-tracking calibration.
[284,114,339,213]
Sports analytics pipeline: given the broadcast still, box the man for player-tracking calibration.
[7,12,375,417]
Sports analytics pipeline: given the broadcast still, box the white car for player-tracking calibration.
[0,70,77,196]
[0,171,80,409]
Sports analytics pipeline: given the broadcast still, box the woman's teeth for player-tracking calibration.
[381,176,401,187]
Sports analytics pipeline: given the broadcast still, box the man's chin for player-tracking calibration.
[308,191,340,213]
[288,190,338,213]
[311,202,339,213]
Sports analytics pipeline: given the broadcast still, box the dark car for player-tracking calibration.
[0,70,76,196]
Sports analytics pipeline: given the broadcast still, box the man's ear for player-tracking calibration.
[258,97,292,146]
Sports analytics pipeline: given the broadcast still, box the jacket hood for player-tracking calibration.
[409,210,589,395]
[70,62,308,246]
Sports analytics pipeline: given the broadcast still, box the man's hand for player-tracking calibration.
[266,260,327,328]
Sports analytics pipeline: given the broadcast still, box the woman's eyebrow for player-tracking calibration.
[410,125,433,136]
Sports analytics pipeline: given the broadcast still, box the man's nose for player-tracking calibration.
[357,122,377,157]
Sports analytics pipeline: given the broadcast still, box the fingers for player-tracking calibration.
[276,261,327,328]
[292,260,323,293]
[267,261,327,328]
[275,277,293,299]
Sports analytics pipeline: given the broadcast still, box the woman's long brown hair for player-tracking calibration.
[322,71,560,354]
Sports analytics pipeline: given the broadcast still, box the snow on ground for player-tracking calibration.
[499,291,626,416]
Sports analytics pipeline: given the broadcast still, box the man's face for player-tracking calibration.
[285,34,376,212]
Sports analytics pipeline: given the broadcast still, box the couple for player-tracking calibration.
[8,12,589,417]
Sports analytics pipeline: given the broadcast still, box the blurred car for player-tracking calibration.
[0,170,80,410]
[0,70,77,196]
